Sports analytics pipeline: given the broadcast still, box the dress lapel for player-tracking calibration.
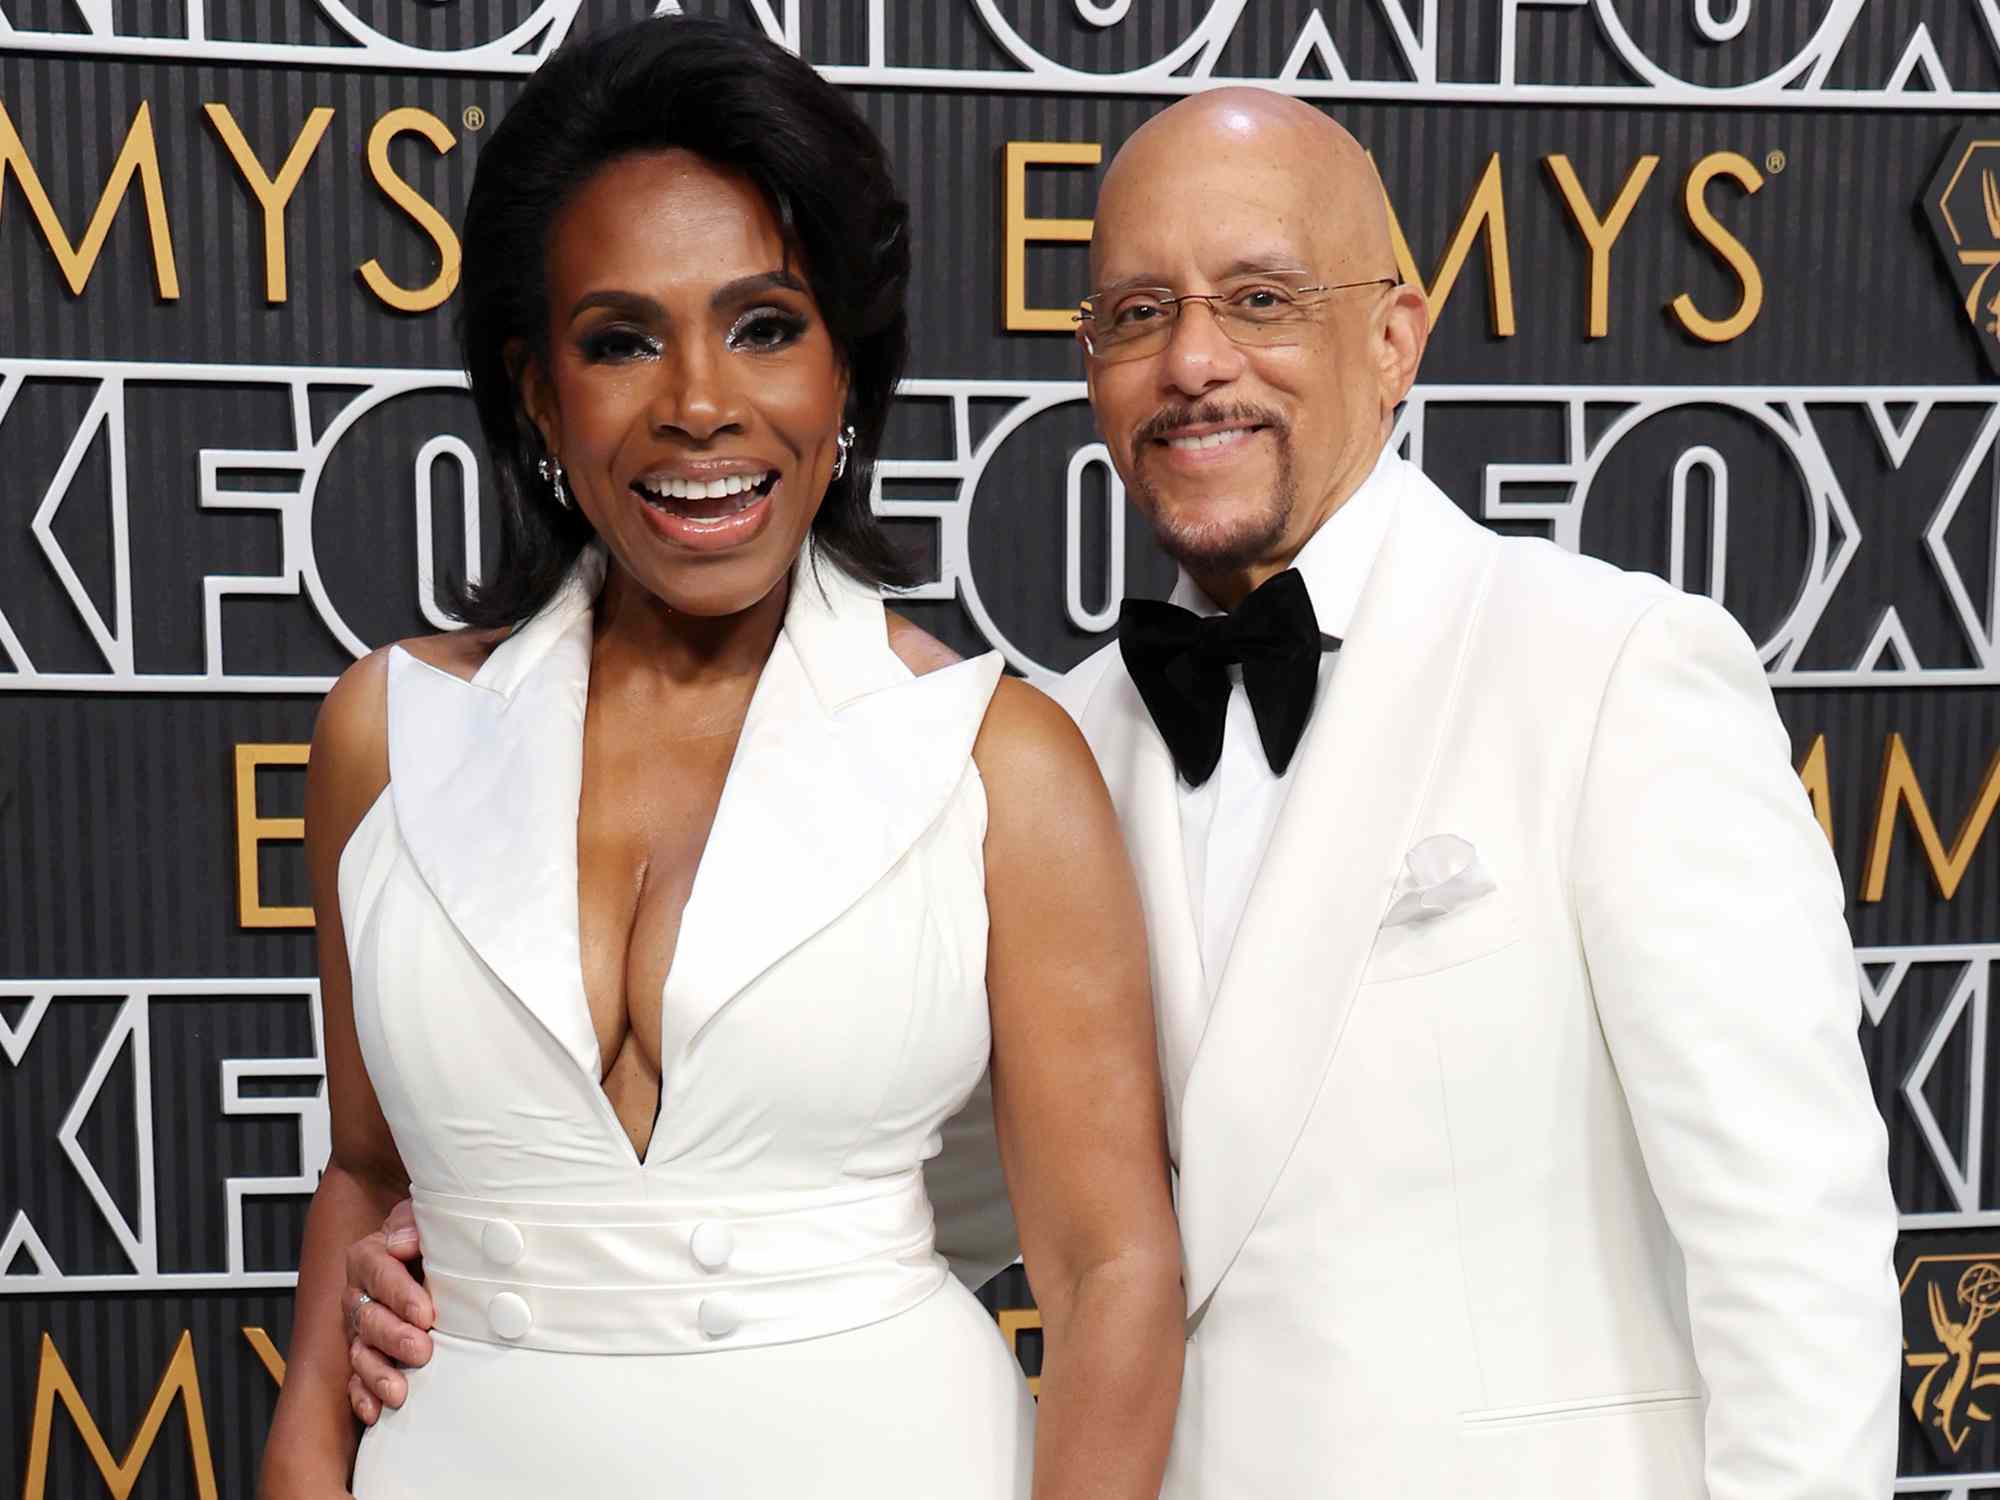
[661,560,1004,1056]
[386,553,602,1080]
[1175,465,1501,1311]
[385,548,1003,1094]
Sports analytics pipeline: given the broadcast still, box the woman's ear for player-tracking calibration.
[507,337,560,457]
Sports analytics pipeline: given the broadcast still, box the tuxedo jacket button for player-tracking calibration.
[698,1296,741,1339]
[487,1291,532,1341]
[480,1218,526,1267]
[689,1220,734,1272]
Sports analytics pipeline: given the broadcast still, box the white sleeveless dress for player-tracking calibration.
[338,550,1034,1497]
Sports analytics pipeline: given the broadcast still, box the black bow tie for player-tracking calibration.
[1118,568,1339,788]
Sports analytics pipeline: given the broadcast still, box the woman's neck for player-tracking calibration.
[589,559,789,703]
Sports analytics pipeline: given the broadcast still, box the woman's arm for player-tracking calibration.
[259,651,413,1500]
[975,678,1184,1500]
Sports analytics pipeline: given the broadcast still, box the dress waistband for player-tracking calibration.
[413,1173,947,1355]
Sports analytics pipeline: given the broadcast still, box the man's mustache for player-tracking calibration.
[1132,402,1288,447]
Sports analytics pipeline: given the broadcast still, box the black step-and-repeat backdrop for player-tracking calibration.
[4,1,2000,1494]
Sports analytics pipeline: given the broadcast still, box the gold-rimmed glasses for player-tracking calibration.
[1075,274,1399,363]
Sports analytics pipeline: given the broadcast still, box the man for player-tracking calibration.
[344,90,1900,1496]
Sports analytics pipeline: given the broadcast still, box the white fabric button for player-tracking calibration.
[697,1296,741,1340]
[480,1218,526,1267]
[487,1291,532,1341]
[689,1221,734,1273]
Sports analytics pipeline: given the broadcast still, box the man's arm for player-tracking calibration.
[1570,590,1900,1499]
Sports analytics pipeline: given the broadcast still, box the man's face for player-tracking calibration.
[1083,144,1394,585]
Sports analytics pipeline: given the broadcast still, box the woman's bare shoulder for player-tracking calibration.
[883,609,963,678]
[307,650,393,864]
[880,613,1098,802]
[305,628,496,846]
[393,626,511,683]
[880,612,1104,812]
[974,677,1095,780]
[973,676,1134,928]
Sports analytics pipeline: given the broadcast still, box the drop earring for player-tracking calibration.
[831,424,855,481]
[536,455,573,510]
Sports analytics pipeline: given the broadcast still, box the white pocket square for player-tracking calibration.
[1381,834,1498,928]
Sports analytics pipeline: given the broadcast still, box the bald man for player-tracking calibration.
[340,89,1901,1498]
[1046,90,1900,1498]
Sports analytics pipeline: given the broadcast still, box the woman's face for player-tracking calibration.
[522,148,848,617]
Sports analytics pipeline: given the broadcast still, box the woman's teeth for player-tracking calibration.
[634,471,776,519]
[641,471,774,501]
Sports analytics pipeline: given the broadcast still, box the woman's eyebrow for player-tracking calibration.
[565,271,805,324]
[567,288,665,322]
[710,269,807,307]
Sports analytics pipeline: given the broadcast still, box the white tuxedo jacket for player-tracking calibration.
[965,456,1899,1498]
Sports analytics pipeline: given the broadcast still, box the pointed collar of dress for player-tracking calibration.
[383,542,1003,1088]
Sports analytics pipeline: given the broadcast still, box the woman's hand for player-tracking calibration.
[342,1198,435,1424]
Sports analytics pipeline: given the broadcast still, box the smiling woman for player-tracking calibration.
[449,16,916,626]
[515,150,849,609]
[256,14,1183,1500]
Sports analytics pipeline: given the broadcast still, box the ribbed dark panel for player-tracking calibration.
[2,2,1995,1493]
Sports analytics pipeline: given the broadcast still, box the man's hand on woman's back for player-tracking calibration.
[343,1199,433,1425]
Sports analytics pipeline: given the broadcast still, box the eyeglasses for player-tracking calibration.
[1074,275,1399,363]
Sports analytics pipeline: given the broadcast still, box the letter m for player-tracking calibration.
[1377,151,1515,337]
[21,1331,219,1500]
[1862,733,2000,902]
[0,99,179,297]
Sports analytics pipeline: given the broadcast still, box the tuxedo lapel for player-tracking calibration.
[1073,665,1206,1152]
[1175,465,1500,1310]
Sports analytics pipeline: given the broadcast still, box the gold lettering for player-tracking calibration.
[241,1327,286,1386]
[22,1330,218,1500]
[359,106,462,314]
[1862,733,2000,902]
[204,104,335,304]
[997,1307,1043,1397]
[0,98,179,298]
[1797,733,1834,848]
[1545,153,1658,339]
[1002,141,1101,333]
[1380,152,1516,337]
[235,743,312,929]
[1671,151,1766,343]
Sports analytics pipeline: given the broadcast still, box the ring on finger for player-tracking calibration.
[349,1289,374,1337]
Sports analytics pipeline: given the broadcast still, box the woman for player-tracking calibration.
[258,17,1182,1499]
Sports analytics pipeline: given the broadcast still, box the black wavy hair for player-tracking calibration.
[447,15,915,627]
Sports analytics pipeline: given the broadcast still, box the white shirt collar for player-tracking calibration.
[1166,443,1399,638]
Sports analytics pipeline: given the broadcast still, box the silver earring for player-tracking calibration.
[536,455,573,510]
[831,424,855,481]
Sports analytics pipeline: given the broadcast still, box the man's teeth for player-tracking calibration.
[641,471,774,501]
[1164,428,1253,451]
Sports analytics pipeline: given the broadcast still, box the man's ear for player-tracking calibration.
[507,338,560,457]
[1375,284,1430,409]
